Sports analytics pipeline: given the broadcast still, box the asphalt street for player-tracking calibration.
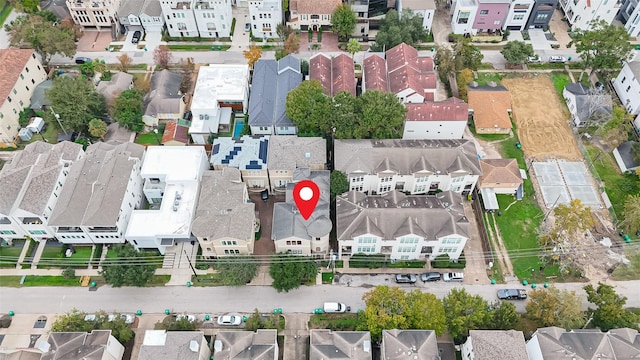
[2,280,639,315]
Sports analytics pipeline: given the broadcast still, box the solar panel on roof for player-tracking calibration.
[221,159,229,164]
[246,164,262,170]
[234,146,241,151]
[212,144,220,155]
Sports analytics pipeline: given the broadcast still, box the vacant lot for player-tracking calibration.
[503,76,582,161]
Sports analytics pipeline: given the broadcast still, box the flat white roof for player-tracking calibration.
[141,146,206,181]
[191,64,249,112]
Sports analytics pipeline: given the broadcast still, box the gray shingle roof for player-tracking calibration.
[118,0,144,17]
[96,72,134,105]
[29,79,52,110]
[467,330,527,360]
[310,330,372,360]
[0,141,83,216]
[267,136,326,171]
[564,83,612,124]
[334,139,481,176]
[381,330,440,360]
[47,141,144,227]
[138,331,207,360]
[532,327,640,359]
[248,56,301,127]
[41,330,115,360]
[191,168,255,240]
[144,70,184,117]
[337,190,468,241]
[627,60,640,79]
[272,169,331,240]
[615,141,639,170]
[141,0,162,16]
[214,330,278,360]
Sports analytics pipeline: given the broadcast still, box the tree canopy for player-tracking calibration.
[269,255,317,292]
[51,309,134,344]
[113,89,145,132]
[46,76,106,132]
[347,39,362,57]
[330,171,349,199]
[153,46,172,69]
[243,45,262,68]
[7,14,76,65]
[600,105,633,149]
[88,118,107,139]
[331,4,357,41]
[501,41,534,64]
[571,20,632,78]
[214,258,258,286]
[454,38,484,71]
[100,243,156,287]
[584,282,640,331]
[622,194,640,235]
[285,80,333,136]
[442,288,492,343]
[525,286,585,329]
[371,9,427,52]
[358,286,446,341]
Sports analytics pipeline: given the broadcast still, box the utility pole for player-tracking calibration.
[183,249,198,278]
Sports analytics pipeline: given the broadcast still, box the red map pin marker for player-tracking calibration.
[293,180,320,220]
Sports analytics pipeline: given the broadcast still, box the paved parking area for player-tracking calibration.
[249,192,278,255]
[77,31,113,52]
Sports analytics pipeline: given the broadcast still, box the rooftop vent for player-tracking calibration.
[305,152,311,158]
[189,340,199,352]
[363,341,371,353]
[214,340,223,352]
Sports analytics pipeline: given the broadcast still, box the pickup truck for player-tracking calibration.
[497,289,528,300]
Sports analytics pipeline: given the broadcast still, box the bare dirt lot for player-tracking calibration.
[503,76,582,161]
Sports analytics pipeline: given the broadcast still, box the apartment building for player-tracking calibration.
[119,0,165,33]
[47,142,145,245]
[249,0,283,39]
[161,0,199,37]
[618,0,640,36]
[0,49,48,146]
[559,0,621,30]
[612,60,640,115]
[194,0,233,38]
[67,0,121,30]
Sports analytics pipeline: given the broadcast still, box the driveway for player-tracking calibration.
[529,29,551,51]
[249,192,278,256]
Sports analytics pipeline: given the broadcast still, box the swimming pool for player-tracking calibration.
[233,119,245,138]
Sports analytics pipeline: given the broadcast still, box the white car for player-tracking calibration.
[549,55,567,63]
[528,55,541,63]
[176,314,196,322]
[443,272,464,282]
[217,314,242,326]
[84,314,97,321]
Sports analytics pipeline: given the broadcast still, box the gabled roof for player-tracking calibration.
[467,330,527,360]
[381,330,440,360]
[191,168,255,241]
[564,83,612,124]
[41,330,121,360]
[144,70,183,117]
[479,158,522,186]
[614,141,639,171]
[310,53,356,96]
[0,141,83,216]
[401,0,436,10]
[337,190,469,240]
[334,139,481,176]
[118,0,144,16]
[139,331,206,360]
[0,49,35,102]
[161,120,190,145]
[214,330,278,360]
[531,327,640,359]
[363,54,387,93]
[249,56,301,127]
[310,330,372,360]
[405,98,468,122]
[467,86,512,130]
[30,79,53,110]
[267,136,326,170]
[96,72,134,105]
[272,170,332,240]
[291,0,342,14]
[47,141,145,227]
[626,60,640,79]
[141,0,162,16]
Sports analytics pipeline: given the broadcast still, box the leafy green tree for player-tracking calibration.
[356,90,406,139]
[331,91,359,138]
[214,257,258,286]
[442,288,492,343]
[7,14,76,65]
[571,20,632,80]
[435,45,456,84]
[10,0,39,13]
[300,60,309,76]
[347,38,362,58]
[100,243,156,287]
[553,199,594,235]
[488,301,519,330]
[584,282,640,331]
[285,80,333,136]
[18,108,31,127]
[330,171,349,198]
[358,286,408,341]
[455,38,484,71]
[600,105,632,149]
[456,68,474,101]
[404,290,446,334]
[622,194,640,236]
[500,41,534,64]
[244,309,265,331]
[51,309,94,334]
[525,287,585,329]
[156,316,199,331]
[51,309,134,344]
[46,76,106,132]
[113,90,145,132]
[371,9,427,52]
[269,255,317,292]
[331,3,357,41]
[88,118,108,139]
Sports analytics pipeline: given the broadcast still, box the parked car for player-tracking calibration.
[497,289,528,300]
[132,31,142,44]
[244,23,251,32]
[323,302,350,313]
[217,314,242,326]
[442,272,464,282]
[75,57,91,64]
[176,314,196,322]
[420,272,442,282]
[108,314,135,324]
[395,274,417,284]
[549,55,567,63]
[528,55,541,63]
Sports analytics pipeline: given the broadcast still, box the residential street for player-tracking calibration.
[2,279,639,315]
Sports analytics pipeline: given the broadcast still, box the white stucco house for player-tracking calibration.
[559,0,621,30]
[47,142,145,245]
[398,0,436,31]
[502,0,535,30]
[612,60,640,115]
[249,0,283,39]
[161,0,199,37]
[194,0,233,38]
[0,142,84,242]
[125,146,209,254]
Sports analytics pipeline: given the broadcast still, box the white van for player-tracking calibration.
[323,302,350,313]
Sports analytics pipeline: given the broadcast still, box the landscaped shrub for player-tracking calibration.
[349,254,386,268]
[431,253,466,269]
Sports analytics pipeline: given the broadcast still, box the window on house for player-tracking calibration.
[457,11,470,24]
[479,9,488,14]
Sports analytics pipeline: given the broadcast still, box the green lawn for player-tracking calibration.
[585,145,640,222]
[528,63,567,70]
[611,248,640,280]
[0,240,25,268]
[0,276,81,287]
[135,129,164,145]
[309,313,362,331]
[474,72,503,86]
[551,72,571,98]
[168,45,231,51]
[321,272,334,284]
[38,246,93,268]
